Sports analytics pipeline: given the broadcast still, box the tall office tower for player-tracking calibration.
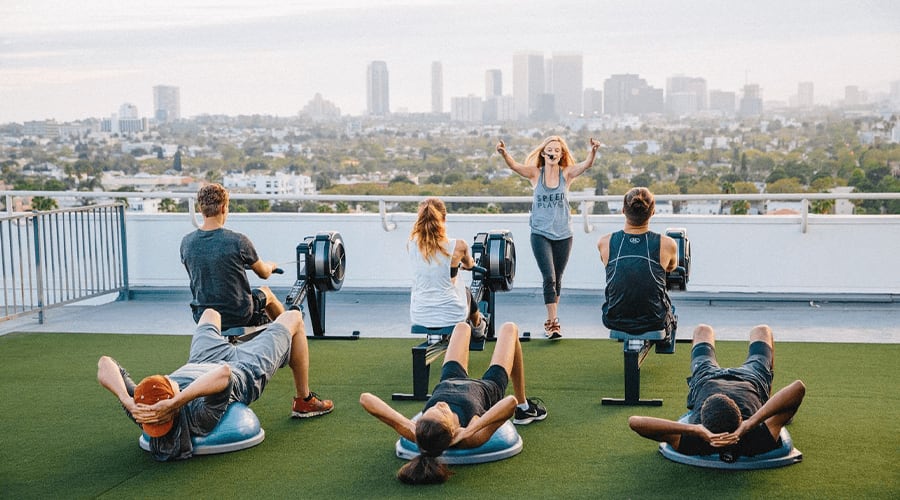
[431,61,443,114]
[367,61,390,116]
[549,52,583,118]
[739,84,763,116]
[485,69,502,99]
[583,88,603,117]
[666,75,707,115]
[153,85,180,122]
[603,74,663,115]
[513,52,544,120]
[797,82,814,108]
[709,90,736,115]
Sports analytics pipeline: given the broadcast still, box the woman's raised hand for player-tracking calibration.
[496,139,506,155]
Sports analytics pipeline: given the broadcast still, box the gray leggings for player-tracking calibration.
[530,233,573,305]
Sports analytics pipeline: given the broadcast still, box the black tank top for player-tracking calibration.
[602,230,672,333]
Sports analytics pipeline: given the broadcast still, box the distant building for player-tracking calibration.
[23,120,60,137]
[100,104,146,134]
[666,75,707,116]
[431,61,443,114]
[366,61,390,116]
[797,81,814,108]
[549,52,583,118]
[739,84,763,117]
[153,85,181,122]
[513,52,545,120]
[485,69,502,99]
[583,88,602,117]
[709,90,736,115]
[300,93,341,121]
[450,95,483,123]
[223,172,315,196]
[604,74,663,115]
[484,95,516,122]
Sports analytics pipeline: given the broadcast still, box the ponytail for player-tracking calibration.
[396,415,454,484]
[410,198,450,263]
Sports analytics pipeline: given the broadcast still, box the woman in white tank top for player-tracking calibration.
[408,198,485,336]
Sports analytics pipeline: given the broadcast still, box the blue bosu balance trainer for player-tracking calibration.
[658,413,802,470]
[139,402,265,456]
[395,415,523,465]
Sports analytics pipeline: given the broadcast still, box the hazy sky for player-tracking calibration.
[1,0,898,123]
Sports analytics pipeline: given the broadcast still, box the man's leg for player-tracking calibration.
[259,286,285,321]
[277,310,333,417]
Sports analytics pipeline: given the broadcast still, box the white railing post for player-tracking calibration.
[379,199,396,232]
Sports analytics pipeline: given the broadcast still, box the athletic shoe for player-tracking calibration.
[547,318,562,340]
[291,392,334,418]
[543,319,554,338]
[513,398,548,425]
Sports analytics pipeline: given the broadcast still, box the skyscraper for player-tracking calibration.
[513,52,544,120]
[431,62,443,114]
[366,61,390,116]
[153,85,180,122]
[485,69,502,99]
[550,52,583,118]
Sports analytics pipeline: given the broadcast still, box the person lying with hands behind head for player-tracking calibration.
[360,321,546,484]
[628,324,806,459]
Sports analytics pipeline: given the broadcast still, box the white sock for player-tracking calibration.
[517,401,530,410]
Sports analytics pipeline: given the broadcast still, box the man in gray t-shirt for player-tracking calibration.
[97,309,334,461]
[180,183,283,330]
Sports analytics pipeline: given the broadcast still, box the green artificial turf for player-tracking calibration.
[1,333,897,499]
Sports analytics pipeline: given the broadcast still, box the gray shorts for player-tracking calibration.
[187,322,292,404]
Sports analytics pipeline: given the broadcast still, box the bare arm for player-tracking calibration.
[597,233,612,266]
[451,395,517,448]
[660,235,678,273]
[452,239,476,270]
[720,380,806,445]
[628,415,726,450]
[496,140,539,183]
[564,138,601,182]
[250,259,279,279]
[359,392,416,442]
[97,356,139,414]
[131,364,232,427]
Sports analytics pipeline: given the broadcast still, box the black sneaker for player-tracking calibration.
[513,398,548,425]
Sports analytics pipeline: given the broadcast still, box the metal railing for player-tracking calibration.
[4,190,900,235]
[0,203,129,324]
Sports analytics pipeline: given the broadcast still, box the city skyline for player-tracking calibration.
[1,0,898,123]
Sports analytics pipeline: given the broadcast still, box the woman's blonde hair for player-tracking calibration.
[524,135,575,169]
[410,198,450,263]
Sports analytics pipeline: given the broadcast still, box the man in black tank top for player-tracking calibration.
[597,188,677,337]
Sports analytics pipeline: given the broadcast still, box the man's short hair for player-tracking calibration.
[197,183,229,217]
[700,393,742,433]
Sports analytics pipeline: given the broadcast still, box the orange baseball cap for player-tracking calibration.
[134,375,176,438]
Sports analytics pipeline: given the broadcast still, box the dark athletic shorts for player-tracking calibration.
[688,341,774,398]
[440,360,509,396]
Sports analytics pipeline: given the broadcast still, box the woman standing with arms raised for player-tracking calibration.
[497,136,600,339]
